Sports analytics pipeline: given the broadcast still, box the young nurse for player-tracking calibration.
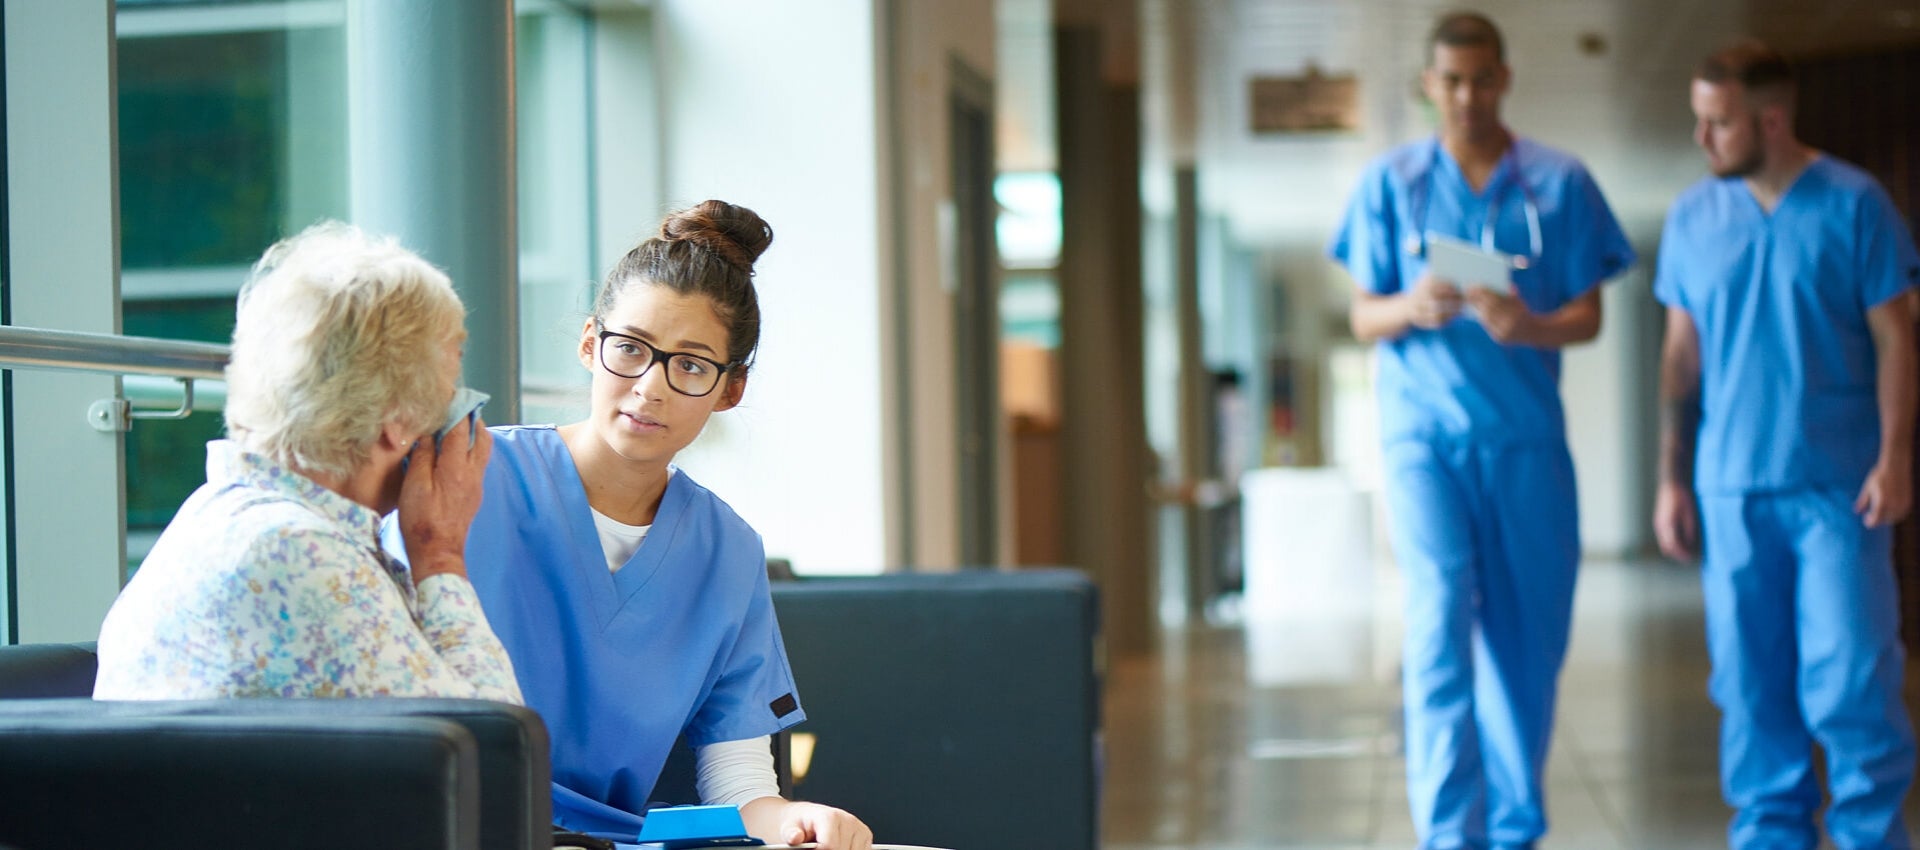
[401,201,871,849]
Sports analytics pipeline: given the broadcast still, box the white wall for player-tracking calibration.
[648,1,889,574]
[637,0,999,573]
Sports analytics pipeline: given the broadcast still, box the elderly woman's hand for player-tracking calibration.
[398,417,493,582]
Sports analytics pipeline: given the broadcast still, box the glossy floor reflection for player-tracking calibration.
[1101,559,1920,849]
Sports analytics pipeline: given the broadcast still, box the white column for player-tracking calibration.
[3,0,127,642]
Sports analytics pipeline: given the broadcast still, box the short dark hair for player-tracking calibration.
[1696,39,1795,104]
[1428,11,1505,65]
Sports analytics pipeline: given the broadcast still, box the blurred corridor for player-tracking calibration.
[1103,559,1920,848]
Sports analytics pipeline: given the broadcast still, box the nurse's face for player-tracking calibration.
[1690,79,1763,178]
[1423,43,1509,142]
[578,283,743,469]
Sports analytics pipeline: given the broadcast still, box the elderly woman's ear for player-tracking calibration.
[381,418,417,453]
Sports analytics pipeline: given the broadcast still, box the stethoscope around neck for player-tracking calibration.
[1402,143,1544,271]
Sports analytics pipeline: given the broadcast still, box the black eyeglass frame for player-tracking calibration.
[595,328,737,398]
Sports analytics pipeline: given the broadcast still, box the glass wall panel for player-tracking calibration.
[111,0,607,572]
[2,4,9,636]
[115,0,347,571]
[515,2,595,426]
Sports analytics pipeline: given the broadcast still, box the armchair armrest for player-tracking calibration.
[0,697,550,850]
[0,702,480,850]
[0,641,96,699]
[139,698,554,850]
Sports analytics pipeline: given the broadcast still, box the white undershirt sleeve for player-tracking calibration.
[694,735,781,808]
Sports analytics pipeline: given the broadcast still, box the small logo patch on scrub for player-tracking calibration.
[769,693,798,718]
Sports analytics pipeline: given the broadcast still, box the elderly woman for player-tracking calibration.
[94,223,519,703]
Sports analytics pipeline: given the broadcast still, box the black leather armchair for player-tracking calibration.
[767,569,1102,850]
[0,642,551,850]
[645,569,1102,850]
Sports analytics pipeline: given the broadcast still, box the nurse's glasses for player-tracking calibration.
[597,329,736,397]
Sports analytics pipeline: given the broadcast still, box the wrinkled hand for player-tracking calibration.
[1856,458,1913,528]
[777,801,872,850]
[1652,480,1700,562]
[1405,273,1464,330]
[399,416,493,581]
[1464,287,1533,343]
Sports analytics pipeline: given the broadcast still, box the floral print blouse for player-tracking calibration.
[94,440,522,703]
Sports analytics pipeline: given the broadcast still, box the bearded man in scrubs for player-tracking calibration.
[1653,40,1919,850]
[1328,12,1634,850]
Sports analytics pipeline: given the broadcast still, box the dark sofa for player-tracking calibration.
[0,567,1101,850]
[0,642,550,850]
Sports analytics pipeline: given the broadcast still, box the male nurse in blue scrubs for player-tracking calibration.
[1653,39,1919,850]
[1327,12,1634,850]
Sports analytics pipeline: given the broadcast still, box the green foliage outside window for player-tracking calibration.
[118,27,288,529]
[122,299,233,529]
[119,30,285,268]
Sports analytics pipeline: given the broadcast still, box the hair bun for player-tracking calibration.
[659,200,773,272]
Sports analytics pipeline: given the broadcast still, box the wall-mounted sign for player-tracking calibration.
[1249,67,1358,133]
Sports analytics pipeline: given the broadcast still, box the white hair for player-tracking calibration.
[224,222,466,479]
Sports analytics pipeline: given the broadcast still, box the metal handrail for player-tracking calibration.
[0,325,230,431]
[0,324,227,381]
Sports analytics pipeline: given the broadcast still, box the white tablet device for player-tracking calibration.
[1423,231,1514,295]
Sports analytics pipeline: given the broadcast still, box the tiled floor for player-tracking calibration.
[1101,559,1920,849]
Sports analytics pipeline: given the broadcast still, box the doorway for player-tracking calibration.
[950,57,998,566]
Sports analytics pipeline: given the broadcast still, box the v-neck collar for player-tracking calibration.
[1737,153,1822,221]
[1433,136,1518,200]
[541,433,682,630]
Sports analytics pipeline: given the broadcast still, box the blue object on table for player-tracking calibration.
[635,805,764,849]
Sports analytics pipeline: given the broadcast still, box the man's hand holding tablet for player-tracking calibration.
[1423,231,1514,295]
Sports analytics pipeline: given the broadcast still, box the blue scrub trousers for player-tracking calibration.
[1382,438,1581,850]
[1699,489,1915,850]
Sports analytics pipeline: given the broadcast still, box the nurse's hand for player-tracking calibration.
[1405,273,1463,329]
[1464,287,1533,344]
[399,417,494,582]
[1856,457,1913,528]
[1653,480,1699,562]
[758,799,871,850]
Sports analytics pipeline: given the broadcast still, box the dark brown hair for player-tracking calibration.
[1696,39,1795,104]
[1429,11,1504,65]
[594,200,773,372]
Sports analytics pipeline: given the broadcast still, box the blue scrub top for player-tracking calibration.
[1654,155,1920,495]
[386,426,805,837]
[1329,136,1636,445]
